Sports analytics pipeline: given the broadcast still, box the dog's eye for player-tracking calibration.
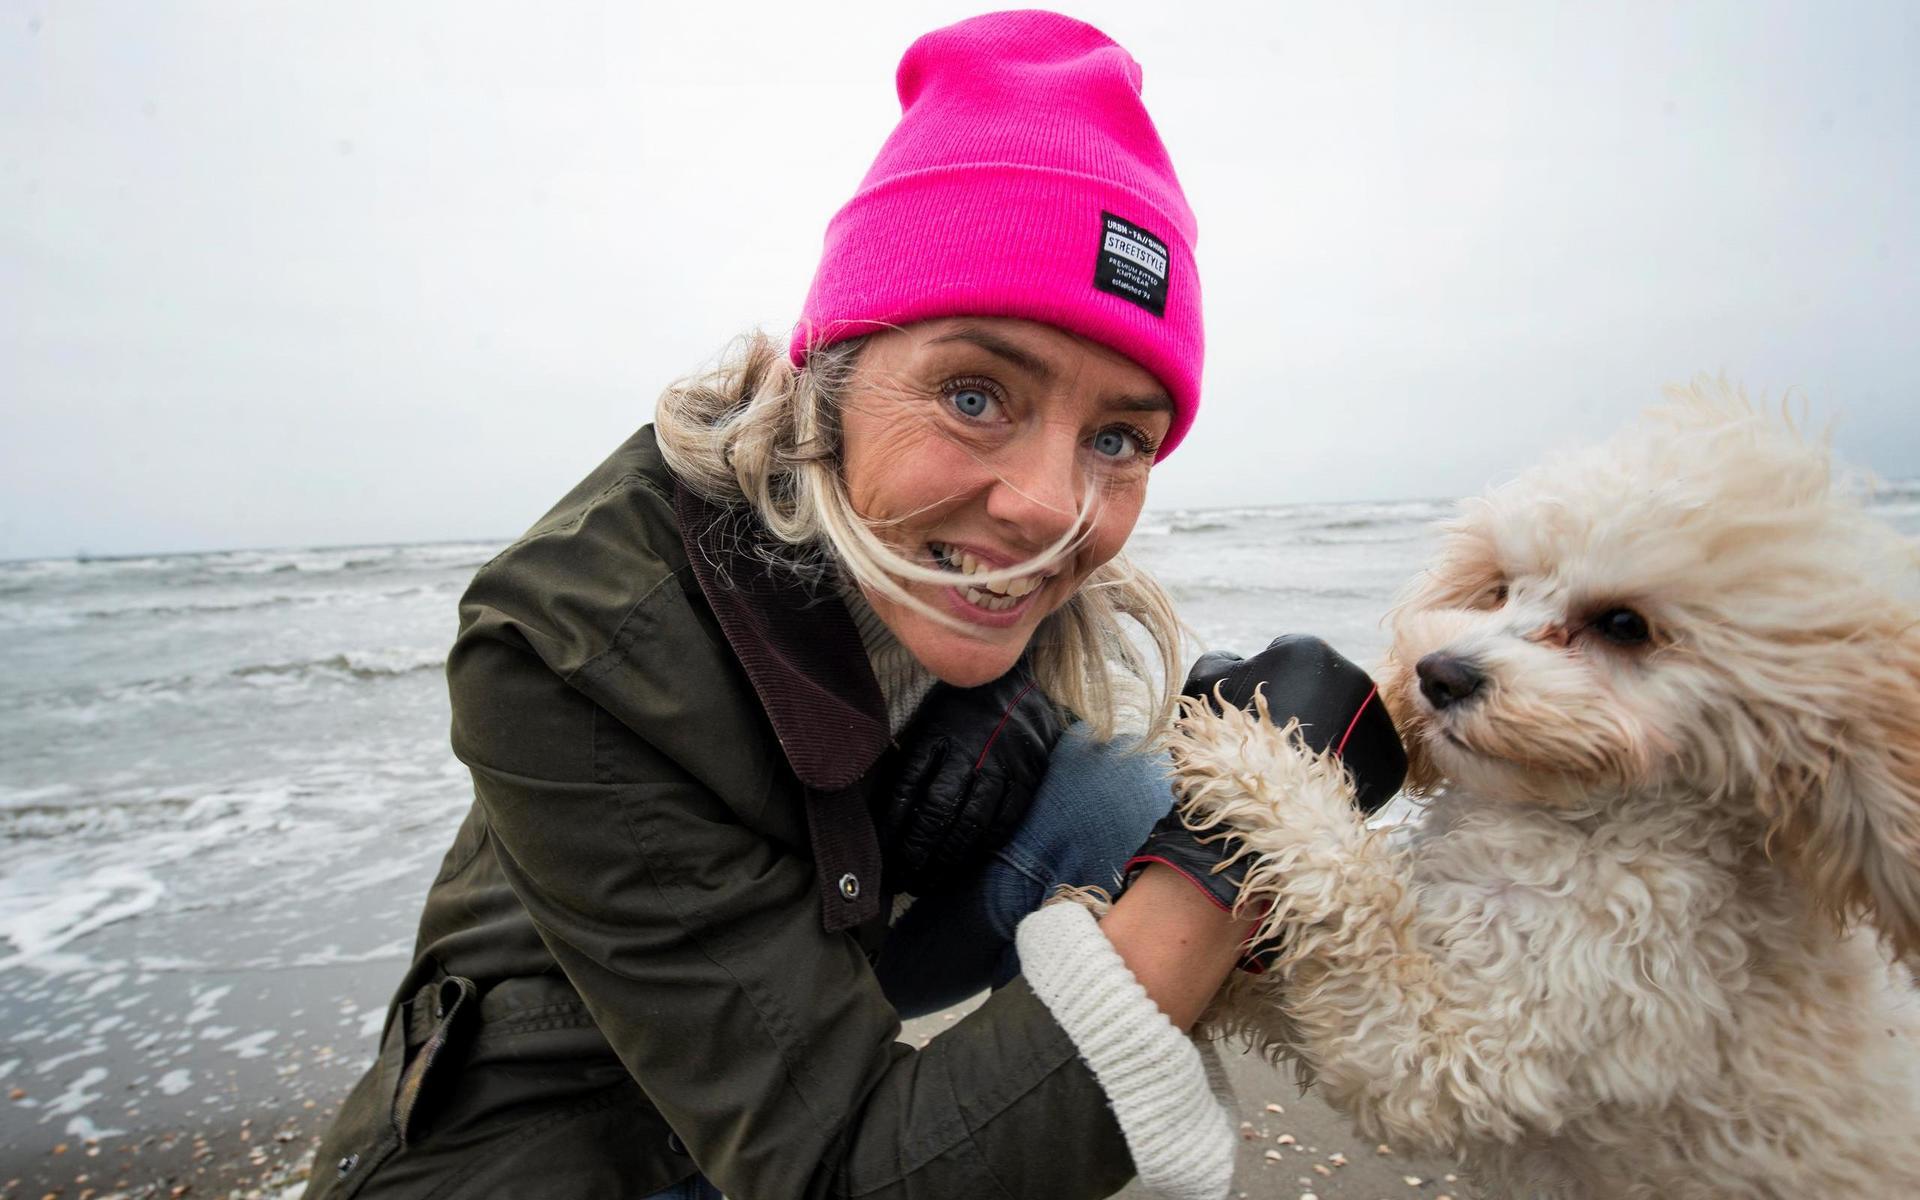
[1594,607,1651,645]
[1471,581,1508,609]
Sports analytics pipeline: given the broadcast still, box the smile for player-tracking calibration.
[929,542,1054,613]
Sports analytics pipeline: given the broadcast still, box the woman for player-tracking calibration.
[305,12,1398,1200]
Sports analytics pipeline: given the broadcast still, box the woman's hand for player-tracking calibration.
[1101,635,1408,1025]
[873,672,1063,896]
[1182,634,1405,812]
[1129,635,1406,921]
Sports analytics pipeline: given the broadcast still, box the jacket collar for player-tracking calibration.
[671,481,892,789]
[672,480,892,931]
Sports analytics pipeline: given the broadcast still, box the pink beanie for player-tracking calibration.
[790,9,1203,459]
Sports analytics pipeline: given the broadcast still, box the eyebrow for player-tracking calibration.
[927,326,1057,382]
[926,326,1176,416]
[1107,393,1175,415]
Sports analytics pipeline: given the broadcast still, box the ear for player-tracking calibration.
[1775,624,1920,958]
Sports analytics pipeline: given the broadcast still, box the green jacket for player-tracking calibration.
[305,426,1135,1200]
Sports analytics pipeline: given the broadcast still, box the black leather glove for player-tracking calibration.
[1125,635,1407,930]
[871,670,1065,897]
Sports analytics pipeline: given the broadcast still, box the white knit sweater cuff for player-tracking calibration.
[1016,902,1237,1200]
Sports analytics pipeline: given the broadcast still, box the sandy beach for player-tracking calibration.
[3,956,1461,1200]
[0,917,400,1200]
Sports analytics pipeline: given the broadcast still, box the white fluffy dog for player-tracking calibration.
[1175,389,1920,1198]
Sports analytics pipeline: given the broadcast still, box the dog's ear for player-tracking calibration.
[1768,622,1920,958]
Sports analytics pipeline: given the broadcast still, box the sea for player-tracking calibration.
[2,483,1917,1171]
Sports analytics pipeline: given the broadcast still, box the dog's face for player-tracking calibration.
[1380,387,1920,952]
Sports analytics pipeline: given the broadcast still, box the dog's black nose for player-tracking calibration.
[1416,653,1485,710]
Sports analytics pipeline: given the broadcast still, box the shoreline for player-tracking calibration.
[2,954,394,1200]
[4,954,1459,1200]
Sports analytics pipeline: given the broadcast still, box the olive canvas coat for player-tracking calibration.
[304,426,1136,1200]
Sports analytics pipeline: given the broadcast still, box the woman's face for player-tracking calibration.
[838,317,1174,687]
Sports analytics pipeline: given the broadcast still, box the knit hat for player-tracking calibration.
[790,9,1204,459]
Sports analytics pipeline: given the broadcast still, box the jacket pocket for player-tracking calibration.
[391,975,480,1144]
[304,975,478,1200]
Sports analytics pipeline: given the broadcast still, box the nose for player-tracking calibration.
[1416,653,1485,710]
[983,433,1083,548]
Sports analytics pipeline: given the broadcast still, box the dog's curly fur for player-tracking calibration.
[1177,387,1920,1198]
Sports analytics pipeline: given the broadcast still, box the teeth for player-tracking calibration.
[961,588,1017,612]
[960,585,1016,612]
[932,542,1048,604]
[933,544,1040,607]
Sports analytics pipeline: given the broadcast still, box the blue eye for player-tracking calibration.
[950,388,992,418]
[1091,427,1144,460]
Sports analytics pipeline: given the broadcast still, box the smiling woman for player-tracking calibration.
[841,319,1174,685]
[296,12,1384,1200]
[655,316,1184,735]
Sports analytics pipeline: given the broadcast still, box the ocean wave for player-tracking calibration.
[0,555,176,576]
[208,552,390,576]
[1134,500,1454,543]
[0,865,166,971]
[203,542,498,577]
[1158,498,1453,522]
[2,539,501,584]
[79,594,308,621]
[1316,513,1431,531]
[1156,505,1298,525]
[1290,528,1434,546]
[1169,580,1383,603]
[0,770,471,976]
[0,601,86,630]
[0,795,194,839]
[89,581,460,625]
[13,649,447,719]
[0,782,84,810]
[1851,476,1920,503]
[228,651,445,683]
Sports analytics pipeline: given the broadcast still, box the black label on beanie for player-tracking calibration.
[1094,212,1169,317]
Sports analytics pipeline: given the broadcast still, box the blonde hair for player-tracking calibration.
[654,331,1185,741]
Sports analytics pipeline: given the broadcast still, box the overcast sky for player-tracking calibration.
[4,1,1915,560]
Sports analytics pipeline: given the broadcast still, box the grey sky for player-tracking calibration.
[4,1,1915,560]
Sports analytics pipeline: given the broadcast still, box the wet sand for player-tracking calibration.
[0,951,390,1199]
[0,864,414,1200]
[5,954,1458,1200]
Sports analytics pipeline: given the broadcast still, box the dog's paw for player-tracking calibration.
[1169,695,1363,839]
[1171,696,1392,952]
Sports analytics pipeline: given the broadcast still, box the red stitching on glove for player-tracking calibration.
[1121,854,1237,915]
[973,678,1038,772]
[1333,684,1379,759]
